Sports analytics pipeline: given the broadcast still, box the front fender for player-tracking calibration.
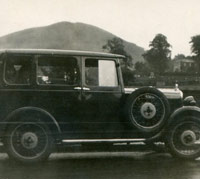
[168,106,200,126]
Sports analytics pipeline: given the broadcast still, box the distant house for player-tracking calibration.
[172,58,195,72]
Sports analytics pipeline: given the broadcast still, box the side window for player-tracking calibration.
[5,55,32,85]
[37,56,79,85]
[85,59,118,87]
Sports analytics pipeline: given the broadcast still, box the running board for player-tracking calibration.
[62,138,146,143]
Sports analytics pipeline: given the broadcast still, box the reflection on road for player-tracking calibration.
[0,152,200,179]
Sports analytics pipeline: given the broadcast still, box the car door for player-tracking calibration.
[33,54,82,137]
[81,57,123,139]
[0,53,34,116]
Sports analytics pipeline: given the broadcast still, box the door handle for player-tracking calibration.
[83,87,90,91]
[74,87,90,91]
[74,87,82,90]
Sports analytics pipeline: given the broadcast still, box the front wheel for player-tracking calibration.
[4,122,54,163]
[166,116,200,160]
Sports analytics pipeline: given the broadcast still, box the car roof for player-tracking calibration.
[0,49,126,58]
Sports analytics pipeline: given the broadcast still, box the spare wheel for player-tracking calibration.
[125,87,170,134]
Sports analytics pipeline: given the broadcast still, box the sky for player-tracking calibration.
[0,0,200,57]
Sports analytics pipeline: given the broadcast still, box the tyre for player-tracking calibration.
[125,87,170,134]
[166,116,200,160]
[4,120,54,163]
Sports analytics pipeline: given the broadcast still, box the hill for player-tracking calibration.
[0,22,144,63]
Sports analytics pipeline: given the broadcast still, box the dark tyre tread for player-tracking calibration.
[4,118,54,163]
[166,116,200,160]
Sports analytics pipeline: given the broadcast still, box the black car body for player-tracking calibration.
[0,49,199,162]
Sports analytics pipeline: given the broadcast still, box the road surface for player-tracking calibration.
[0,151,200,179]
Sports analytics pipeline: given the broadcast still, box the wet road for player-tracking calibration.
[0,151,200,179]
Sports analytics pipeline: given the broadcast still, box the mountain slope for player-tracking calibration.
[0,22,144,63]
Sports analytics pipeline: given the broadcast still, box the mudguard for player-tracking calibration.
[167,106,200,126]
[146,106,200,142]
[0,106,61,138]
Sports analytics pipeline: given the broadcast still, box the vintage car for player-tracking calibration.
[0,49,199,163]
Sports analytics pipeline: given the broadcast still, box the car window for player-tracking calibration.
[5,55,32,85]
[85,59,118,87]
[37,56,79,86]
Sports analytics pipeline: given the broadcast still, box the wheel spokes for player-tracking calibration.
[131,93,165,128]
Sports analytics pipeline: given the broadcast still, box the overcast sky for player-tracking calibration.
[0,0,200,57]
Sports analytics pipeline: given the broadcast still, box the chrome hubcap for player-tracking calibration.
[21,132,38,149]
[140,102,156,119]
[181,130,196,146]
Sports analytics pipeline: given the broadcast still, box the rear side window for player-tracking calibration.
[85,59,118,87]
[5,55,32,85]
[37,56,79,86]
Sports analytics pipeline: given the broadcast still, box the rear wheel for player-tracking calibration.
[4,121,53,163]
[166,116,200,160]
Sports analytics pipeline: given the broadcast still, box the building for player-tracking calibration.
[172,58,196,72]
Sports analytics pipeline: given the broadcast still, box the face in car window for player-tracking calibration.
[37,56,79,86]
[5,56,32,85]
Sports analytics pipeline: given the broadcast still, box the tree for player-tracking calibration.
[190,35,200,68]
[174,54,185,60]
[143,34,171,74]
[190,35,200,56]
[103,37,127,55]
[103,37,133,67]
[102,37,134,85]
[134,61,150,76]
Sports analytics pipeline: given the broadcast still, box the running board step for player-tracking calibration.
[62,138,146,143]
